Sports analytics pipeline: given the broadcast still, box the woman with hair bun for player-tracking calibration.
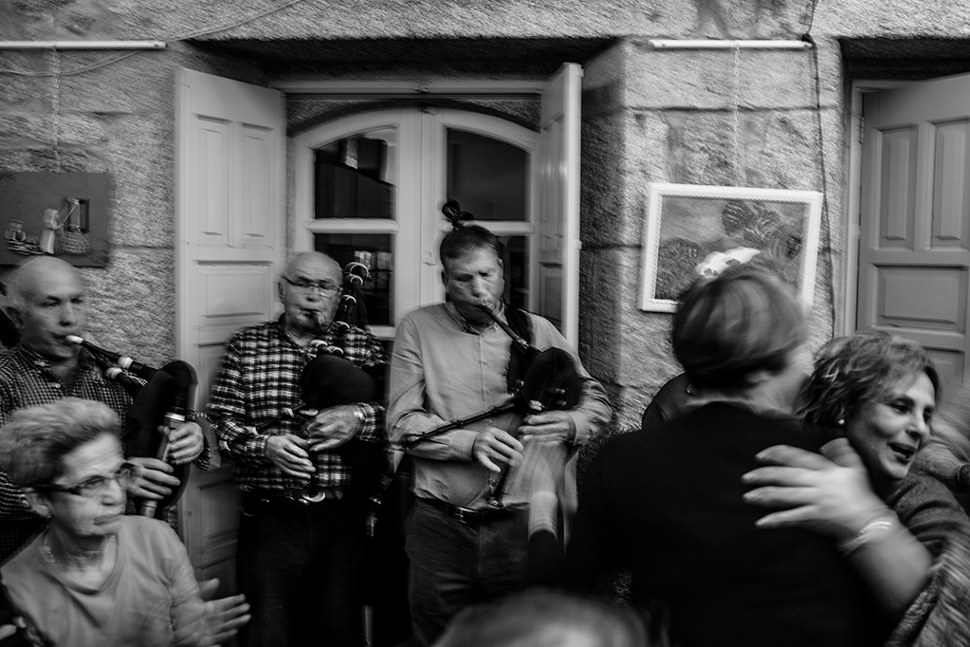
[567,265,878,647]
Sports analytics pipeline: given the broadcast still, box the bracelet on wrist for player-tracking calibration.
[839,509,897,555]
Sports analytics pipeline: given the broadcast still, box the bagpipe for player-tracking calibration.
[398,303,582,506]
[65,335,197,519]
[259,261,386,503]
[394,200,586,587]
[400,198,584,507]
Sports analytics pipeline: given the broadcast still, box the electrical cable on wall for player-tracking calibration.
[801,0,837,333]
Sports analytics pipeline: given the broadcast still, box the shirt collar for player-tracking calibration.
[14,343,98,379]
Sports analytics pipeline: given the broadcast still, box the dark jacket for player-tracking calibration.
[567,402,881,647]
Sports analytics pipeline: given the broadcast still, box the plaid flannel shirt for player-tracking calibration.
[206,317,387,493]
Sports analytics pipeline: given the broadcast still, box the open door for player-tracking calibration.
[175,68,286,588]
[858,73,970,385]
[535,63,582,347]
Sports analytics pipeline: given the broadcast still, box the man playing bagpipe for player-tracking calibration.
[207,251,387,647]
[387,211,612,647]
[0,256,211,563]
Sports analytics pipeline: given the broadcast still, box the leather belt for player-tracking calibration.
[245,488,344,506]
[418,497,515,526]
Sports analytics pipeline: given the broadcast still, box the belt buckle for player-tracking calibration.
[452,506,477,525]
[299,490,327,504]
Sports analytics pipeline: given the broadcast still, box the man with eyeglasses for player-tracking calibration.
[0,256,210,563]
[207,251,387,647]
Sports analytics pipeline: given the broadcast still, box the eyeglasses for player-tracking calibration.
[35,462,137,498]
[282,276,340,297]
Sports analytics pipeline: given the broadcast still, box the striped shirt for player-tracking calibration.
[387,303,612,508]
[207,317,387,493]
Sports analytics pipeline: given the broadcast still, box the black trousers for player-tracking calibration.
[236,493,366,647]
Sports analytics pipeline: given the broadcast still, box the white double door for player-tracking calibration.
[174,65,581,582]
[291,71,582,343]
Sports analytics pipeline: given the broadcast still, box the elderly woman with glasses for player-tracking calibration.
[0,397,249,646]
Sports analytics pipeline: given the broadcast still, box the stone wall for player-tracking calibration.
[582,40,847,428]
[2,0,969,427]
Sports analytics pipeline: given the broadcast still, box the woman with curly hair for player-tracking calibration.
[744,330,970,647]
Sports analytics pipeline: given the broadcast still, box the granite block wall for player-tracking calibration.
[1,0,968,427]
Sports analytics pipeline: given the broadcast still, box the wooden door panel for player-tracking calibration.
[859,73,970,383]
[176,68,285,583]
[197,118,232,246]
[536,63,582,346]
[933,120,970,246]
[237,124,277,247]
[873,266,966,331]
[878,127,918,248]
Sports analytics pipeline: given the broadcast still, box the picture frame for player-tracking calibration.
[0,172,111,267]
[640,183,823,313]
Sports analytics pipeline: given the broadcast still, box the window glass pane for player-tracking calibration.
[314,233,393,326]
[446,129,527,222]
[500,235,528,311]
[315,129,396,220]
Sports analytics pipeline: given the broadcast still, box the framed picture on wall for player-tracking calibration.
[640,183,823,313]
[0,172,111,267]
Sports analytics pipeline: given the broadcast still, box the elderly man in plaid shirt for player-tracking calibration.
[207,251,387,647]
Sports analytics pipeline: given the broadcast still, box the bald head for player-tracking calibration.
[5,256,87,363]
[6,256,82,309]
[282,252,340,279]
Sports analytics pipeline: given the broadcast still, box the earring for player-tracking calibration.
[837,419,845,426]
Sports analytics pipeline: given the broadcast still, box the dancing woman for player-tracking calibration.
[744,330,970,646]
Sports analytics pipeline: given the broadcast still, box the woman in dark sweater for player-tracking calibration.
[567,266,880,647]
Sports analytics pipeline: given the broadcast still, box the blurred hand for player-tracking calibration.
[126,457,179,500]
[265,434,314,478]
[473,427,524,472]
[164,421,205,465]
[174,578,250,647]
[198,578,250,646]
[303,405,361,452]
[517,411,575,443]
[741,439,886,542]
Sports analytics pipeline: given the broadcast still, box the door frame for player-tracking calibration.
[271,78,547,98]
[844,79,911,335]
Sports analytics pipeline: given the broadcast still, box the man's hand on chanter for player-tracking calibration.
[473,427,524,473]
